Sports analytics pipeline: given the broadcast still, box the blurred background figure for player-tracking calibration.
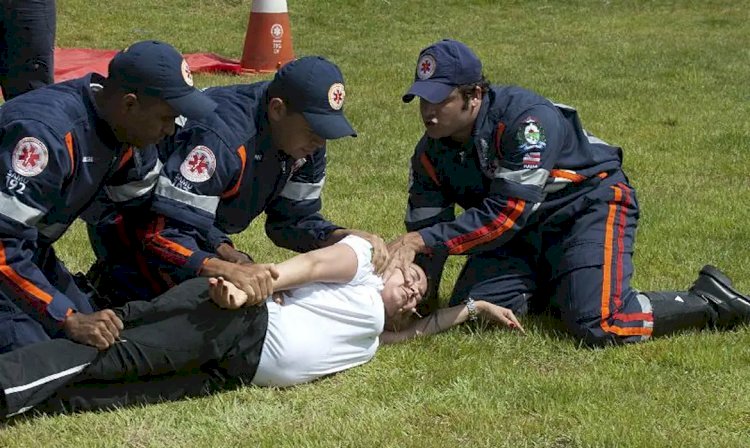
[0,0,56,100]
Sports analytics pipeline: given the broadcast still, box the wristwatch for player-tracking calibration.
[465,297,479,322]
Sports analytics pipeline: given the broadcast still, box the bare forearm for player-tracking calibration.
[380,303,470,344]
[215,243,253,264]
[272,244,358,292]
[271,255,317,291]
[381,300,524,343]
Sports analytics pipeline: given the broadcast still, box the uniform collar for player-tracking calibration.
[470,89,494,150]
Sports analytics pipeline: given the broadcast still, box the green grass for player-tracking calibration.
[2,0,750,446]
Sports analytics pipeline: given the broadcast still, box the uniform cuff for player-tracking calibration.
[418,229,444,256]
[185,249,215,274]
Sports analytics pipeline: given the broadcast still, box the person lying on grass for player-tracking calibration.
[0,235,523,418]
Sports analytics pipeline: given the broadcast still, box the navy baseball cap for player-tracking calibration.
[402,39,483,104]
[106,40,217,119]
[269,56,356,139]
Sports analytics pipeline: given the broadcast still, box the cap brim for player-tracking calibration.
[165,89,218,119]
[304,111,357,140]
[401,81,454,104]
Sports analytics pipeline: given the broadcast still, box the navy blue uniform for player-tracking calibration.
[91,82,342,300]
[0,0,56,100]
[0,74,161,353]
[407,85,652,345]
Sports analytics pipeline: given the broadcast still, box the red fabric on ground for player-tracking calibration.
[54,47,243,82]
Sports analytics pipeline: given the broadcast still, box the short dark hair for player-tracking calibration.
[100,80,163,106]
[267,79,300,113]
[457,75,490,110]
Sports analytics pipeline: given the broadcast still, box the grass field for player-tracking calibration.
[2,0,750,446]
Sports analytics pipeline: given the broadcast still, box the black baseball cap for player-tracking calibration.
[269,56,356,139]
[107,40,217,119]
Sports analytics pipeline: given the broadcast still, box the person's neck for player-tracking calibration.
[93,89,114,129]
[92,88,126,147]
[449,124,474,144]
[448,100,482,144]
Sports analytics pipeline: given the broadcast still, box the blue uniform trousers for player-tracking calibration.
[446,170,654,345]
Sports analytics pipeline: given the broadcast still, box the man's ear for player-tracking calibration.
[120,93,139,114]
[268,97,287,121]
[470,85,483,108]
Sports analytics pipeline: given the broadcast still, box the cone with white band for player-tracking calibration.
[240,0,295,73]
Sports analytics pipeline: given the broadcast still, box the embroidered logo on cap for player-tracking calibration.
[181,59,194,87]
[417,54,436,80]
[12,137,49,177]
[180,146,216,183]
[328,83,345,110]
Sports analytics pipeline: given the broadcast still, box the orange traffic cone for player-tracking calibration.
[240,0,295,73]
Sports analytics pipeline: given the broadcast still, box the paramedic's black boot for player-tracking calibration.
[689,265,750,327]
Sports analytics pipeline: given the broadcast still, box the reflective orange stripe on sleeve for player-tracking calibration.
[420,153,441,187]
[64,132,75,174]
[116,146,134,171]
[445,199,526,255]
[0,241,53,305]
[151,216,194,258]
[549,169,586,183]
[222,145,247,199]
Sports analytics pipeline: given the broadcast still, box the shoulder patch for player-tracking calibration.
[180,146,216,183]
[515,116,547,152]
[12,137,49,177]
[522,152,542,169]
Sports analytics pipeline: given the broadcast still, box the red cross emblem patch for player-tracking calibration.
[12,137,49,177]
[417,54,436,80]
[180,146,216,183]
[181,59,194,87]
[327,83,345,110]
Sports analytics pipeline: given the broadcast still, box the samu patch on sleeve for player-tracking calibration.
[180,146,216,183]
[515,117,547,152]
[12,137,49,177]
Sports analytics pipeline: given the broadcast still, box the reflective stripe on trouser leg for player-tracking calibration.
[599,183,653,341]
[0,338,97,417]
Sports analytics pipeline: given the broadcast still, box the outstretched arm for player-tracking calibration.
[209,241,360,309]
[272,242,358,291]
[379,300,524,344]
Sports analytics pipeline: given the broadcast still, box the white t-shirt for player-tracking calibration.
[251,235,385,387]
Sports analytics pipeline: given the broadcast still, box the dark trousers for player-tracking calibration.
[0,278,268,417]
[0,0,56,100]
[424,171,654,346]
